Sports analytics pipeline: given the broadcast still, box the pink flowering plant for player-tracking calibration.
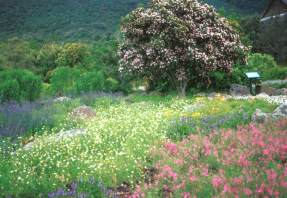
[130,119,287,197]
[119,0,246,96]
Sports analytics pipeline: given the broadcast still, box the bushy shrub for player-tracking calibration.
[75,70,105,94]
[0,80,21,102]
[35,43,63,81]
[56,43,89,67]
[261,66,287,80]
[0,38,37,70]
[50,67,81,96]
[105,77,119,92]
[247,53,277,71]
[0,69,42,102]
[209,71,232,90]
[119,0,246,96]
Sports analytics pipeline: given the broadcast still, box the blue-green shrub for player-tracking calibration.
[0,69,42,102]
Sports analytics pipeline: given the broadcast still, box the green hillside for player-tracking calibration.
[0,0,148,41]
[0,0,268,41]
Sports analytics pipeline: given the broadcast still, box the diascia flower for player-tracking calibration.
[212,176,223,188]
[134,119,287,197]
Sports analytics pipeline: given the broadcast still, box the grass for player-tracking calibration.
[0,93,279,197]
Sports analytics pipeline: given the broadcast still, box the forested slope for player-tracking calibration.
[0,0,268,41]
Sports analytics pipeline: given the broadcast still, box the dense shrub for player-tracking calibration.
[35,43,63,81]
[51,67,121,96]
[50,67,81,96]
[0,38,37,71]
[247,53,277,71]
[75,70,105,94]
[0,80,20,102]
[105,77,119,92]
[56,43,89,68]
[0,69,42,102]
[119,0,246,96]
[261,67,287,81]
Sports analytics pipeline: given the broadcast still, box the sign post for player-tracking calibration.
[245,72,261,96]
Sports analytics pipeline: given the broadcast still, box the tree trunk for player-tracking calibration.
[177,80,188,97]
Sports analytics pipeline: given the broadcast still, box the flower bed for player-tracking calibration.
[132,119,287,197]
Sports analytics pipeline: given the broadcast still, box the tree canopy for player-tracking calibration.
[119,0,246,95]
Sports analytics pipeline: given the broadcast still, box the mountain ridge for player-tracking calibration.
[0,0,268,41]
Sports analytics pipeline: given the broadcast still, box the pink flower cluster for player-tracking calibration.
[129,119,287,197]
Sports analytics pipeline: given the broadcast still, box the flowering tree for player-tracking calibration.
[118,0,246,96]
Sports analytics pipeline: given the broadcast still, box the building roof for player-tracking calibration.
[261,0,287,22]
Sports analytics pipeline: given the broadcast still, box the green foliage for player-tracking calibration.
[0,0,148,41]
[166,97,276,140]
[209,71,232,90]
[0,38,38,71]
[0,0,269,41]
[105,77,120,92]
[50,67,81,96]
[75,70,105,94]
[34,43,62,80]
[56,43,89,67]
[0,69,42,102]
[0,80,21,102]
[51,67,121,96]
[247,53,277,71]
[243,53,287,80]
[261,66,287,81]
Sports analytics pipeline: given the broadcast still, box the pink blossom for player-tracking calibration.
[243,188,252,196]
[267,186,273,196]
[164,143,178,155]
[223,184,231,193]
[238,154,250,167]
[233,177,243,185]
[274,191,280,198]
[174,159,184,165]
[203,138,212,156]
[266,169,277,183]
[262,149,270,155]
[202,167,209,177]
[280,181,287,188]
[183,192,191,198]
[256,183,265,194]
[212,176,223,188]
[189,175,198,183]
[161,165,177,181]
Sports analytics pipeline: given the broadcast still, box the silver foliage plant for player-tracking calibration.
[119,0,247,95]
